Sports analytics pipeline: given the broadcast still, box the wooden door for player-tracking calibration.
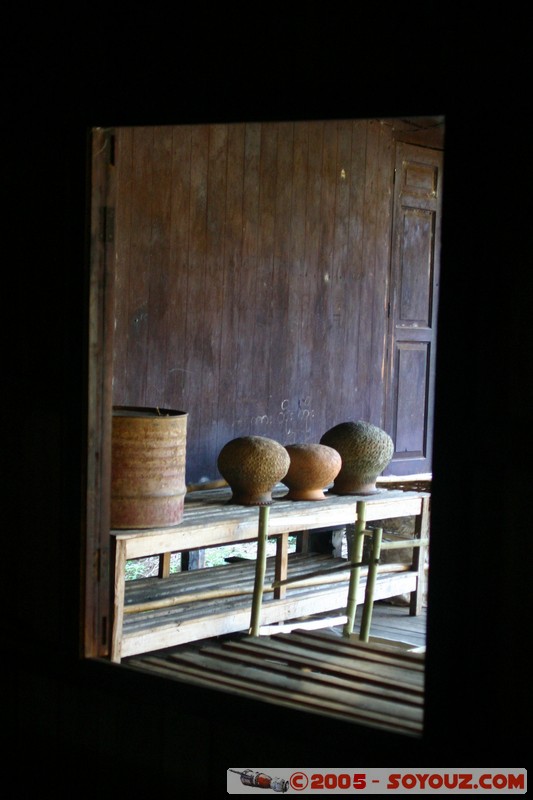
[385,143,443,475]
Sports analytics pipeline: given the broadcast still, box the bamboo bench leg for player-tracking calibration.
[158,551,171,578]
[274,532,289,600]
[410,494,430,616]
[359,527,383,642]
[249,505,270,636]
[343,500,366,637]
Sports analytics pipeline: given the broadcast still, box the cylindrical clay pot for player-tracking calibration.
[111,406,188,529]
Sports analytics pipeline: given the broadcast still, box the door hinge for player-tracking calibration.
[99,206,115,243]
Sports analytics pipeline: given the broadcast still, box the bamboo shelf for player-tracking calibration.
[110,485,430,662]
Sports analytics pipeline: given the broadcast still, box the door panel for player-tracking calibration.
[394,342,430,456]
[385,143,443,475]
[399,208,434,325]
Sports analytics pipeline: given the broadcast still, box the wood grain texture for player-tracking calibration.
[112,120,439,483]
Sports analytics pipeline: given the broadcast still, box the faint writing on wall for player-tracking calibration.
[250,397,315,442]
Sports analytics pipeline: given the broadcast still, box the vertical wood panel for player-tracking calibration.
[235,123,261,438]
[130,127,154,405]
[356,120,380,422]
[337,120,367,424]
[164,125,192,406]
[290,122,313,440]
[315,121,337,434]
[184,125,209,473]
[269,122,294,440]
[304,121,324,434]
[146,126,173,407]
[216,123,245,455]
[326,120,352,415]
[199,124,228,470]
[252,123,277,433]
[369,121,394,427]
[113,127,133,398]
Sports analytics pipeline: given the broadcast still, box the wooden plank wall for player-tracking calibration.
[113,119,395,484]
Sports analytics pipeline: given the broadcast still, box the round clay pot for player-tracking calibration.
[217,435,290,505]
[281,443,342,501]
[320,420,394,495]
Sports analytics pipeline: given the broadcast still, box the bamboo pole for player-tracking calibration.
[359,527,383,642]
[124,586,255,613]
[271,560,365,588]
[343,500,366,637]
[378,537,429,550]
[249,505,270,636]
[270,561,409,589]
[124,561,411,612]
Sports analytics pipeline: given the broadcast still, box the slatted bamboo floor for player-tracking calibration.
[344,601,427,648]
[125,603,427,736]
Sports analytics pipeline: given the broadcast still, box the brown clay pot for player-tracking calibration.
[217,435,290,505]
[281,443,342,500]
[320,420,394,495]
